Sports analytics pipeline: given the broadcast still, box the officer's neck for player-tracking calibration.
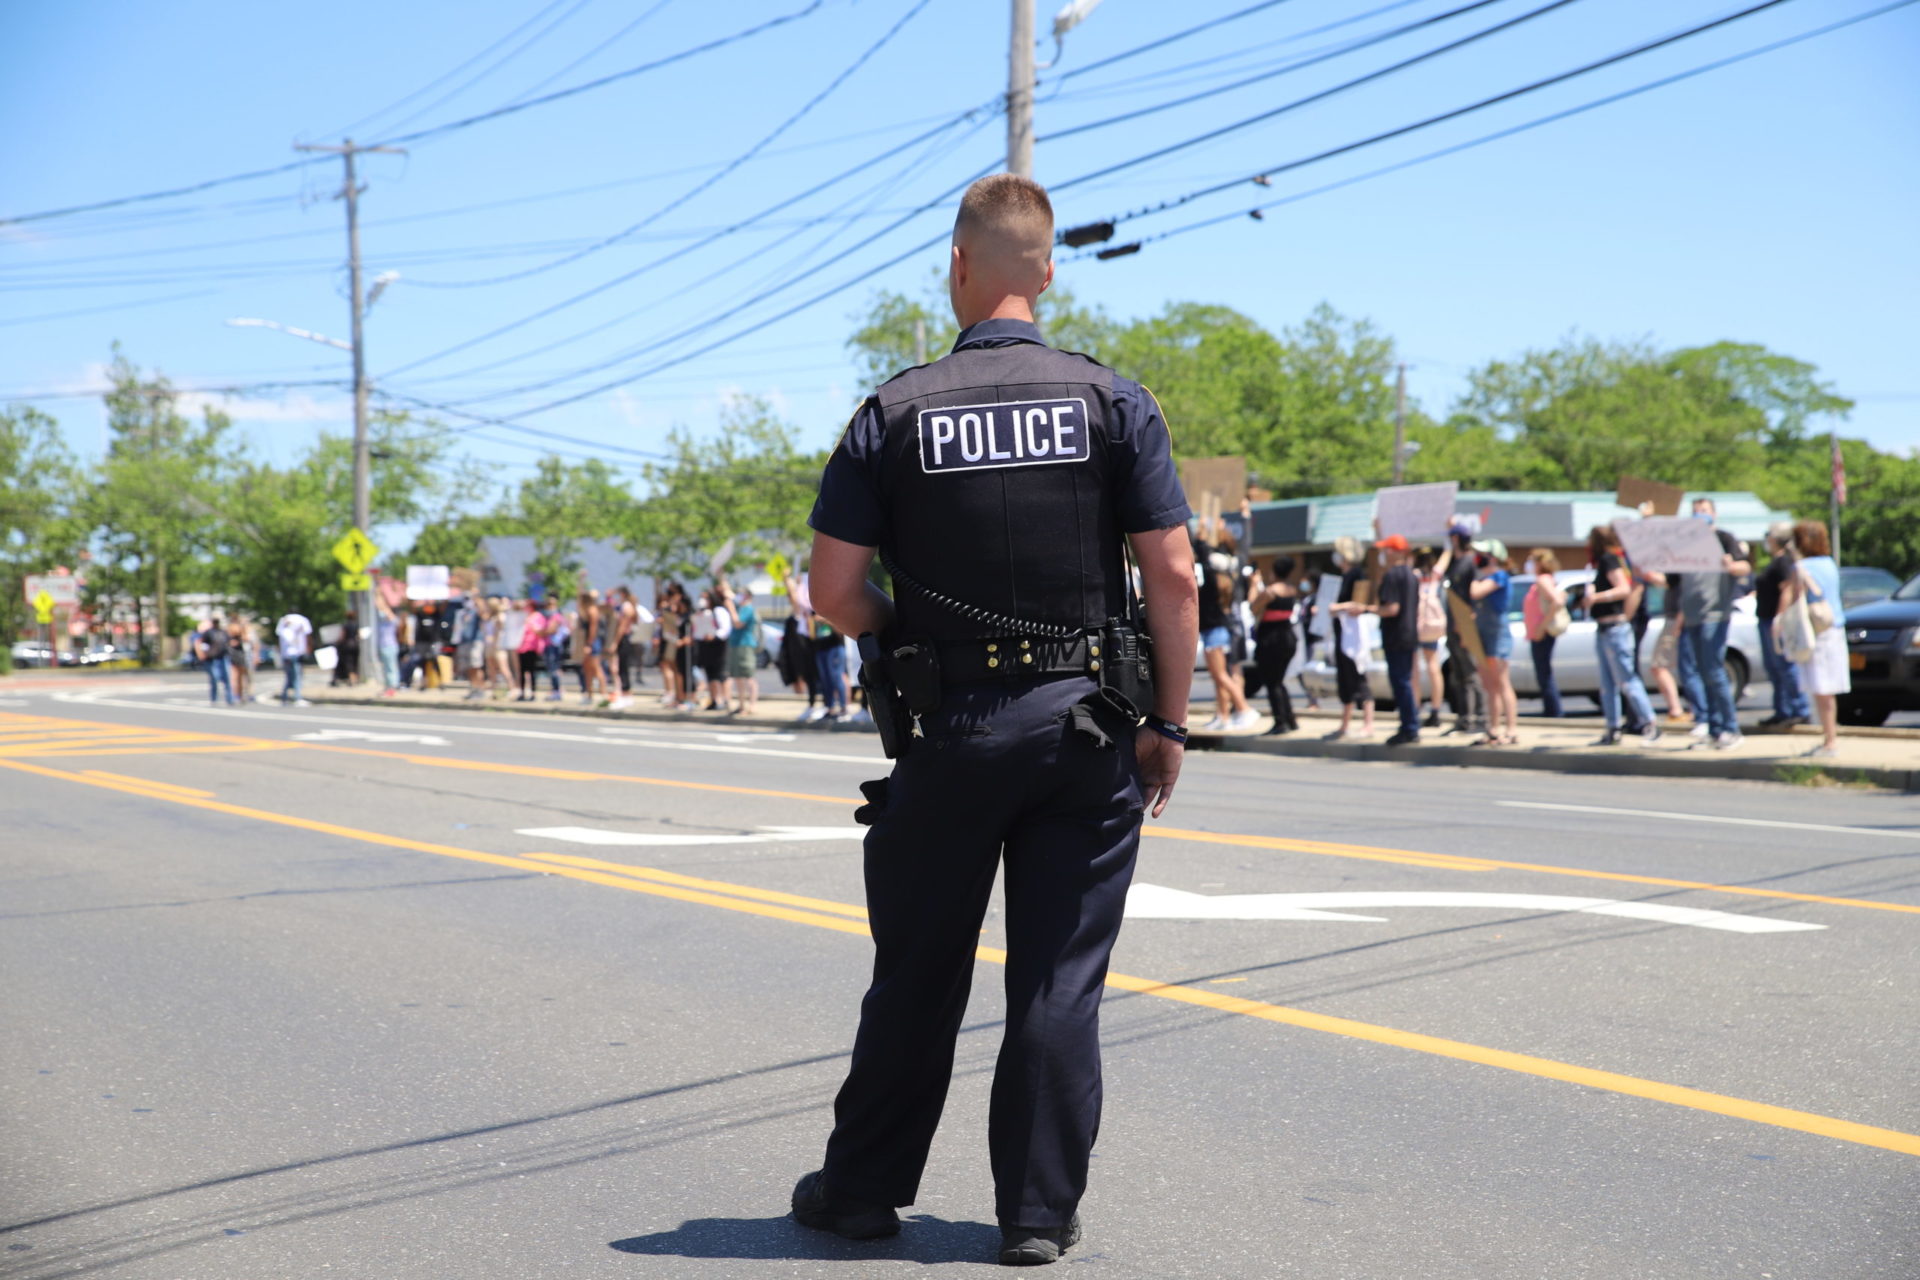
[956,295,1039,329]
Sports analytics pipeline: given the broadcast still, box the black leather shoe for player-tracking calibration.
[1384,729,1419,747]
[999,1213,1081,1266]
[790,1171,900,1240]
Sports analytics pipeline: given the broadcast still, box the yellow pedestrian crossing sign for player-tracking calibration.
[339,572,372,592]
[766,553,792,593]
[332,529,378,573]
[32,590,55,623]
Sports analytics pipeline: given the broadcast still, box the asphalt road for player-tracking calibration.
[2,679,1917,1279]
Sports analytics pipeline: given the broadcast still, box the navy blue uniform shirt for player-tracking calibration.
[809,318,1190,547]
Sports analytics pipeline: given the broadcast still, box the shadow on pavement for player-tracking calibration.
[611,1213,1000,1265]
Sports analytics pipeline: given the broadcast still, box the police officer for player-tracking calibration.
[789,174,1198,1266]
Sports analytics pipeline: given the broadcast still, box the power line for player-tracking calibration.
[501,0,677,105]
[0,2,826,229]
[322,0,578,139]
[396,0,1586,410]
[1069,0,1920,259]
[364,1,827,148]
[374,0,601,137]
[376,100,1001,378]
[1040,0,1513,145]
[378,389,671,459]
[0,289,220,329]
[1069,0,1834,240]
[407,0,935,289]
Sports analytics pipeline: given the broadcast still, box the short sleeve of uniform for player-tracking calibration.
[1110,377,1191,533]
[807,398,888,547]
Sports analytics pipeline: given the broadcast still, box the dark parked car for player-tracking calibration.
[1840,572,1920,726]
[1838,566,1902,613]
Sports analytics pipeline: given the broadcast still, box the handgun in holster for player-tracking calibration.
[857,633,913,759]
[1095,616,1155,721]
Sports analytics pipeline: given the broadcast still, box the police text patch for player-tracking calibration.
[916,398,1090,474]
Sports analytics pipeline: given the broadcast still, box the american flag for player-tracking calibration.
[1832,436,1848,507]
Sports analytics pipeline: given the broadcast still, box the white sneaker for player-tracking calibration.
[294,698,312,707]
[1198,716,1227,732]
[1710,731,1743,751]
[1688,722,1711,741]
[846,707,872,725]
[1228,708,1261,731]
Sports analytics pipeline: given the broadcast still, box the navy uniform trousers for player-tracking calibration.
[821,673,1144,1229]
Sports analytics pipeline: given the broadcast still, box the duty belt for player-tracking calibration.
[936,633,1104,684]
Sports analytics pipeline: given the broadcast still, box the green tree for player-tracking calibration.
[216,414,472,626]
[507,456,640,600]
[87,348,237,658]
[623,397,825,582]
[846,274,1115,389]
[0,405,85,648]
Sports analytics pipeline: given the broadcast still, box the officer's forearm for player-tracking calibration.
[1130,526,1198,723]
[808,532,896,638]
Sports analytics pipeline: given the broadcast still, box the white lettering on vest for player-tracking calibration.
[1025,407,1050,457]
[916,397,1090,474]
[927,414,956,466]
[958,412,985,462]
[1052,404,1077,456]
[985,409,1013,460]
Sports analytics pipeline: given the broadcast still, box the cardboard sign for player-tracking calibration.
[1373,482,1458,542]
[1447,594,1486,665]
[1179,456,1247,509]
[1613,517,1727,574]
[406,564,451,601]
[1616,475,1684,517]
[1309,572,1342,640]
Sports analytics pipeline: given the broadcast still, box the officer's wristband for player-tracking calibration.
[1143,713,1188,745]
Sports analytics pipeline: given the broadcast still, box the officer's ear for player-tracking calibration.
[1039,256,1053,295]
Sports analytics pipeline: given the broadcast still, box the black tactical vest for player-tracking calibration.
[873,341,1124,643]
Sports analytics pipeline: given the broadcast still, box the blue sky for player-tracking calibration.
[3,0,1915,510]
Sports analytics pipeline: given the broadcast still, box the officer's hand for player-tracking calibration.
[1135,728,1184,818]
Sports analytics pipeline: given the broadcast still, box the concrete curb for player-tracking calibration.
[1188,731,1919,793]
[304,690,1918,792]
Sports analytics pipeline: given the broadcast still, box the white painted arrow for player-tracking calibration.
[292,728,451,746]
[1123,886,1824,934]
[515,824,865,848]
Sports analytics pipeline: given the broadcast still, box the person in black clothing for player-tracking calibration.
[1437,520,1487,736]
[1754,523,1811,726]
[1370,536,1421,745]
[1250,555,1300,734]
[333,609,361,686]
[1325,536,1375,739]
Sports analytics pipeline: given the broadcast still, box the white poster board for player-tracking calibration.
[1308,572,1343,640]
[406,564,451,601]
[1373,482,1458,542]
[1613,517,1726,574]
[24,574,80,606]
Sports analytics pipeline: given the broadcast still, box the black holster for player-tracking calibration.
[1096,617,1155,721]
[857,633,914,760]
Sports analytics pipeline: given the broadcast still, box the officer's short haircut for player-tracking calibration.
[955,174,1053,247]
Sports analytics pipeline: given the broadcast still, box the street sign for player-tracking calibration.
[32,590,55,624]
[332,529,379,573]
[765,553,792,591]
[24,574,79,606]
[339,572,372,592]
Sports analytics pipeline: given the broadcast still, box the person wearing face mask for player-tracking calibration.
[1668,497,1752,749]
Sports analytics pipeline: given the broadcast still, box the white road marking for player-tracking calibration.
[516,824,866,847]
[292,729,452,746]
[1123,885,1825,934]
[1497,800,1919,841]
[595,726,800,743]
[50,692,883,765]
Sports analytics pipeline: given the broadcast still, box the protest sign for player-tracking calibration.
[1309,571,1342,639]
[1179,456,1247,510]
[1616,475,1685,516]
[1373,482,1458,542]
[1612,517,1727,574]
[1447,594,1486,665]
[406,564,451,601]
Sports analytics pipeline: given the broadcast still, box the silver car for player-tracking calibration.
[1301,569,1764,707]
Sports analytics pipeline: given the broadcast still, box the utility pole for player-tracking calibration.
[1008,0,1035,177]
[1390,363,1408,485]
[295,138,403,683]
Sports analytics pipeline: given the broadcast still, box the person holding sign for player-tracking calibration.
[1667,497,1751,749]
[1584,526,1661,746]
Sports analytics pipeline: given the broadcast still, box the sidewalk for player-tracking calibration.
[301,678,1920,791]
